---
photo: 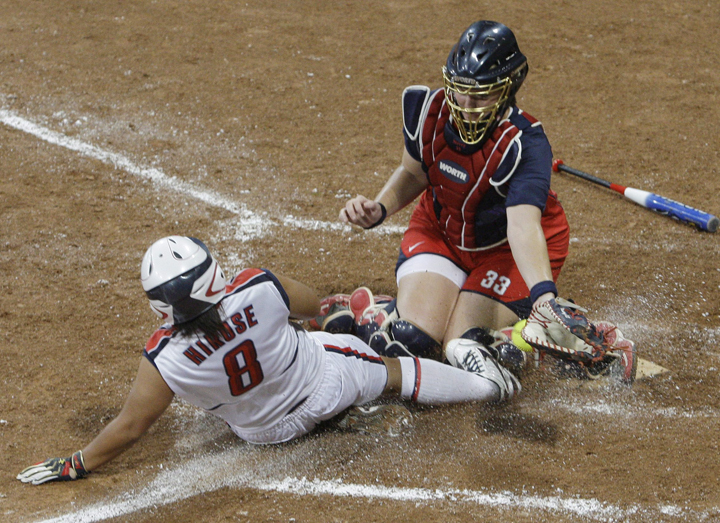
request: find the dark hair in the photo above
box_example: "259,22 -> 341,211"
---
174,303 -> 226,339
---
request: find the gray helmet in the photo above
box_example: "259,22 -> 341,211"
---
443,21 -> 528,145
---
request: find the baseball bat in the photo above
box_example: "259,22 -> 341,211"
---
552,159 -> 719,233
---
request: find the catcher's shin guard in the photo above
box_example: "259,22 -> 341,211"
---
390,320 -> 443,360
368,319 -> 441,359
368,330 -> 392,354
460,326 -> 498,347
367,331 -> 415,358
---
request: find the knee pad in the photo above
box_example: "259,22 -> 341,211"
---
459,327 -> 496,347
390,320 -> 442,360
367,330 -> 415,358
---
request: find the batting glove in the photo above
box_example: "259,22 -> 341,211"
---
17,450 -> 89,485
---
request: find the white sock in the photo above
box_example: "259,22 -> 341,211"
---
398,357 -> 499,404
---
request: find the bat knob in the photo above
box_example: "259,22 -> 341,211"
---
552,159 -> 564,172
708,216 -> 719,233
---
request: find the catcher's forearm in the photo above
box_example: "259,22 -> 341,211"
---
375,150 -> 428,216
375,166 -> 427,216
506,205 -> 555,302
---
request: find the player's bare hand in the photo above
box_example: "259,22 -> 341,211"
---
17,451 -> 89,485
340,195 -> 385,229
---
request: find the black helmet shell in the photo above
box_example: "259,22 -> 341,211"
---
445,21 -> 527,87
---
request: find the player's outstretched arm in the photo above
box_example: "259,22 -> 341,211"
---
506,207 -> 613,364
18,357 -> 174,485
506,204 -> 555,305
275,274 -> 321,320
340,149 -> 428,228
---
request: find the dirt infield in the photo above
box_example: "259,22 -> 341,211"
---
2,0 -> 719,521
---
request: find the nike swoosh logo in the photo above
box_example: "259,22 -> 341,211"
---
408,241 -> 425,253
205,264 -> 224,297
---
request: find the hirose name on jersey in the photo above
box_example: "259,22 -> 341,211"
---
143,269 -> 325,433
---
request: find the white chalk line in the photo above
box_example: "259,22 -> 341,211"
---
527,397 -> 720,420
0,109 -> 405,241
31,447 -> 707,523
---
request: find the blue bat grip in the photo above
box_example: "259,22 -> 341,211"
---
646,194 -> 719,232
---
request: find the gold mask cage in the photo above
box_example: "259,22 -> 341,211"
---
442,66 -> 513,145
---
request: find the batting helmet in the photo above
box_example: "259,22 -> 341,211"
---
140,236 -> 226,324
443,21 -> 528,145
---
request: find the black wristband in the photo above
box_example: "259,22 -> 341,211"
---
364,202 -> 387,229
530,280 -> 558,303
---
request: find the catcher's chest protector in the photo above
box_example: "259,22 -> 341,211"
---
421,95 -> 538,250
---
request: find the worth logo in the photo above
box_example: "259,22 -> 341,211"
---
438,160 -> 469,184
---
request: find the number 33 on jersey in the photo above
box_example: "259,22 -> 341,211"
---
480,270 -> 511,295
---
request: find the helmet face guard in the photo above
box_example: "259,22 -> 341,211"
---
442,67 -> 514,145
443,21 -> 528,146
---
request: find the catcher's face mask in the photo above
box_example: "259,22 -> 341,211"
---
442,66 -> 513,146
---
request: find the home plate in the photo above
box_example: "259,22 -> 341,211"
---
635,357 -> 670,379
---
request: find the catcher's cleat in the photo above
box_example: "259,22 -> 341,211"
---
320,304 -> 355,334
348,287 -> 394,323
357,303 -> 398,344
309,293 -> 351,331
584,321 -> 637,384
445,339 -> 521,402
349,287 -> 374,323
336,404 -> 413,436
350,287 -> 398,343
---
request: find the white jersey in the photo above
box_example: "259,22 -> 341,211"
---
144,269 -> 326,432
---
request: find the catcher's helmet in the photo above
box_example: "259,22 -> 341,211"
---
443,21 -> 528,145
140,236 -> 226,324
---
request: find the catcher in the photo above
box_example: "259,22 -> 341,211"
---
333,20 -> 635,382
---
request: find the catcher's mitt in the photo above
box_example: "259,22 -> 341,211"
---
521,297 -> 609,364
